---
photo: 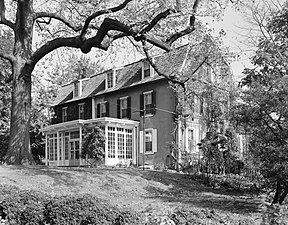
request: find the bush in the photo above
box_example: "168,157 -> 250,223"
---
0,185 -> 141,225
81,127 -> 105,167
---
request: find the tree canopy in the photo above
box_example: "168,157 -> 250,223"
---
232,2 -> 288,204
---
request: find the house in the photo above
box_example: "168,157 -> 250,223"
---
40,44 -> 231,168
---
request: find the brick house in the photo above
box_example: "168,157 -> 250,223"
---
40,45 -> 227,168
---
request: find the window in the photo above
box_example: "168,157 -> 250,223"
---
62,107 -> 68,122
78,103 -> 84,119
106,70 -> 117,89
145,130 -> 153,152
107,71 -> 114,88
117,97 -> 131,119
140,91 -> 156,116
143,60 -> 151,78
74,82 -> 79,97
139,129 -> 157,154
96,102 -> 109,118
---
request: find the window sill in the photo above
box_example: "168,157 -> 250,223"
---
144,151 -> 154,155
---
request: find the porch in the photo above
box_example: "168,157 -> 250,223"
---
40,118 -> 139,167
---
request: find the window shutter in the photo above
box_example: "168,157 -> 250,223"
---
139,131 -> 143,153
105,102 -> 109,117
151,90 -> 156,114
127,97 -> 131,119
96,104 -> 100,118
152,129 -> 158,153
140,94 -> 144,116
117,99 -> 121,118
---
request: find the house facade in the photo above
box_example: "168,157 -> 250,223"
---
41,46 -> 216,168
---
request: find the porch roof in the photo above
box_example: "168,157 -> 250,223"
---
40,117 -> 140,133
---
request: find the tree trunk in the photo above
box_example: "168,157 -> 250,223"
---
5,62 -> 35,165
4,0 -> 35,165
272,180 -> 281,204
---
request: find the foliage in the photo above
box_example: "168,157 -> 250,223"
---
232,4 -> 288,204
81,127 -> 106,166
0,184 -> 141,225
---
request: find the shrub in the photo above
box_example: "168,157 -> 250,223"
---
0,186 -> 48,225
81,127 -> 105,167
0,185 -> 141,225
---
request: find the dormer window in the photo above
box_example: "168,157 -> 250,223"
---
73,78 -> 89,98
106,70 -> 117,89
74,82 -> 79,98
142,59 -> 154,79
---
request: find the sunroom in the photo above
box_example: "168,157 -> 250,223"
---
40,118 -> 139,167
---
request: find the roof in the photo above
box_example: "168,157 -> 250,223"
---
52,43 -> 230,106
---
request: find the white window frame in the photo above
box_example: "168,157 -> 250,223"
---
106,70 -> 117,89
139,128 -> 157,154
143,91 -> 153,116
78,103 -> 84,119
62,107 -> 68,122
100,102 -> 107,117
142,60 -> 154,79
120,96 -> 128,118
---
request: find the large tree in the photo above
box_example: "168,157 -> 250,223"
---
0,0 -> 237,165
232,2 -> 288,204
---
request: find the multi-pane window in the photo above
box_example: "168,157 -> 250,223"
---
64,133 -> 69,160
144,91 -> 153,114
126,130 -> 133,159
100,103 -> 106,117
118,132 -> 125,159
48,134 -> 57,161
62,107 -> 67,122
145,130 -> 153,152
96,102 -> 109,118
143,60 -> 151,78
107,71 -> 114,88
79,103 -> 84,119
74,82 -> 79,97
121,97 -> 128,118
108,127 -> 116,158
140,129 -> 157,154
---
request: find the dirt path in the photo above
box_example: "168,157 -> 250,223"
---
0,165 -> 261,223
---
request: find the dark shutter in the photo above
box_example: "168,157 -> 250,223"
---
96,103 -> 100,118
151,90 -> 156,114
127,97 -> 131,119
117,99 -> 121,118
140,93 -> 144,116
105,102 -> 109,117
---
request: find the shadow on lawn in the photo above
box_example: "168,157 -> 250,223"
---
140,170 -> 261,215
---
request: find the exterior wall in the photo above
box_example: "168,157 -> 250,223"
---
52,98 -> 92,124
94,79 -> 177,168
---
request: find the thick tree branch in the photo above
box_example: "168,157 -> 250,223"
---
0,51 -> 16,63
0,0 -> 15,30
34,12 -> 82,32
79,0 -> 133,40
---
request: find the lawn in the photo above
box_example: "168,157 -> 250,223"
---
0,165 -> 262,224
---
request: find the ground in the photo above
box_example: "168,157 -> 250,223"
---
0,165 -> 262,224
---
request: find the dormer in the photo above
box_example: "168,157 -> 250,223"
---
105,69 -> 117,89
73,78 -> 89,98
142,59 -> 154,79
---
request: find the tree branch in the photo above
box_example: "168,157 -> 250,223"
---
0,51 -> 16,64
0,0 -> 15,30
79,0 -> 133,40
34,12 -> 82,32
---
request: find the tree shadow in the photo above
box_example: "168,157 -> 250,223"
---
140,170 -> 261,215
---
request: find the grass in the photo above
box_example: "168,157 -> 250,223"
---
0,165 -> 262,224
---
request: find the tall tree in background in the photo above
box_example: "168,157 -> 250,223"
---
0,30 -> 13,162
232,2 -> 288,204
